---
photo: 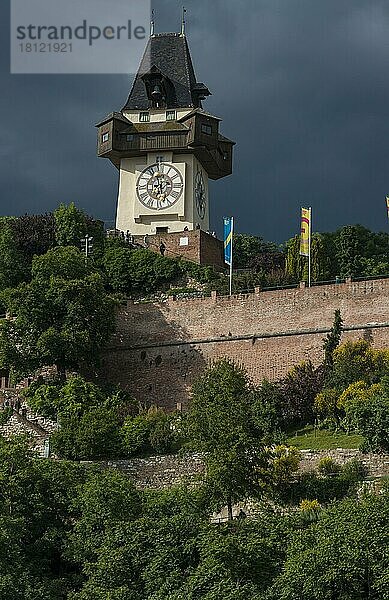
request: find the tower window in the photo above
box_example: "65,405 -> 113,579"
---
102,132 -> 109,143
140,112 -> 150,122
201,123 -> 212,135
166,110 -> 176,121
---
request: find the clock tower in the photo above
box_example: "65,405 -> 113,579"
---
96,27 -> 234,243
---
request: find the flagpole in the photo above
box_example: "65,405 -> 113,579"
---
308,207 -> 312,288
229,217 -> 234,296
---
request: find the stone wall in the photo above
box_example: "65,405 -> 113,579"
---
103,277 -> 389,409
132,229 -> 224,268
93,449 -> 389,490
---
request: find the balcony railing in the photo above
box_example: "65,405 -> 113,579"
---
114,131 -> 190,153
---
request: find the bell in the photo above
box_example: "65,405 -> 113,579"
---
151,84 -> 162,101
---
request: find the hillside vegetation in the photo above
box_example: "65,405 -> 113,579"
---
0,205 -> 388,597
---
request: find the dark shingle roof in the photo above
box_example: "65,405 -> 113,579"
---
95,112 -> 129,127
179,108 -> 222,122
122,33 -> 210,111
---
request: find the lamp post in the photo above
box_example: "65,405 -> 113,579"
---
80,235 -> 93,258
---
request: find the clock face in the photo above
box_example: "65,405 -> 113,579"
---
136,163 -> 184,211
195,170 -> 207,219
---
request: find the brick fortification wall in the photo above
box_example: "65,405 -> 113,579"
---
103,278 -> 389,409
132,230 -> 224,268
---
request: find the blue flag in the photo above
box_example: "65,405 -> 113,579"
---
223,217 -> 234,266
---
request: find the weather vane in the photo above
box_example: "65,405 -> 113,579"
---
150,9 -> 155,36
181,7 -> 187,36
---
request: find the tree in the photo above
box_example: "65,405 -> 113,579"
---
323,309 -> 343,373
54,202 -> 104,255
336,224 -> 367,277
252,379 -> 285,442
280,361 -> 324,427
54,203 -> 89,248
314,387 -> 341,427
121,407 -> 183,457
285,233 -> 330,283
11,213 -> 56,265
68,469 -> 142,565
32,246 -> 92,281
52,406 -> 123,460
233,234 -> 269,269
0,436 -> 85,599
270,492 -> 389,599
24,375 -> 105,420
232,234 -> 289,288
343,378 -> 389,452
329,340 -> 389,391
103,247 -> 180,294
0,269 -> 116,381
187,359 -> 268,520
0,218 -> 29,290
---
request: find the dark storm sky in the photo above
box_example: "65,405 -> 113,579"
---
2,0 -> 389,243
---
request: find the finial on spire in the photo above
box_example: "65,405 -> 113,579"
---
150,9 -> 155,36
181,7 -> 187,36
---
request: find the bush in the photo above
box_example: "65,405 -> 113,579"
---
271,445 -> 301,487
280,361 -> 324,428
252,380 -> 285,442
121,408 -> 183,457
330,340 -> 389,390
344,378 -> 389,453
103,247 -> 181,294
275,458 -> 366,506
52,406 -> 122,460
314,388 -> 341,427
24,375 -> 105,420
317,456 -> 341,476
0,407 -> 13,425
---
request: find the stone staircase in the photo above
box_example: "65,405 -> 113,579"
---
0,406 -> 58,457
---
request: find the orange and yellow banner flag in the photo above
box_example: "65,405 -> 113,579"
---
300,207 -> 311,257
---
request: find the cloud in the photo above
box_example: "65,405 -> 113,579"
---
1,0 -> 389,242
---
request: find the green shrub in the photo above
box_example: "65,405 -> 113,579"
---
24,375 -> 105,420
317,456 -> 341,476
121,408 -> 183,457
103,247 -> 181,294
0,407 -> 13,425
52,406 -> 122,460
275,458 -> 366,506
344,378 -> 389,453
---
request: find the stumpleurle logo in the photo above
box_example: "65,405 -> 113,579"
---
10,0 -> 150,74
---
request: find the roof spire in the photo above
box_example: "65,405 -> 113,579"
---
150,9 -> 155,36
181,7 -> 187,36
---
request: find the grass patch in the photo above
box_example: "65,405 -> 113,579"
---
286,426 -> 364,450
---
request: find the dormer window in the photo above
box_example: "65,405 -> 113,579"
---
166,110 -> 176,121
140,112 -> 150,122
201,123 -> 212,135
102,132 -> 109,143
